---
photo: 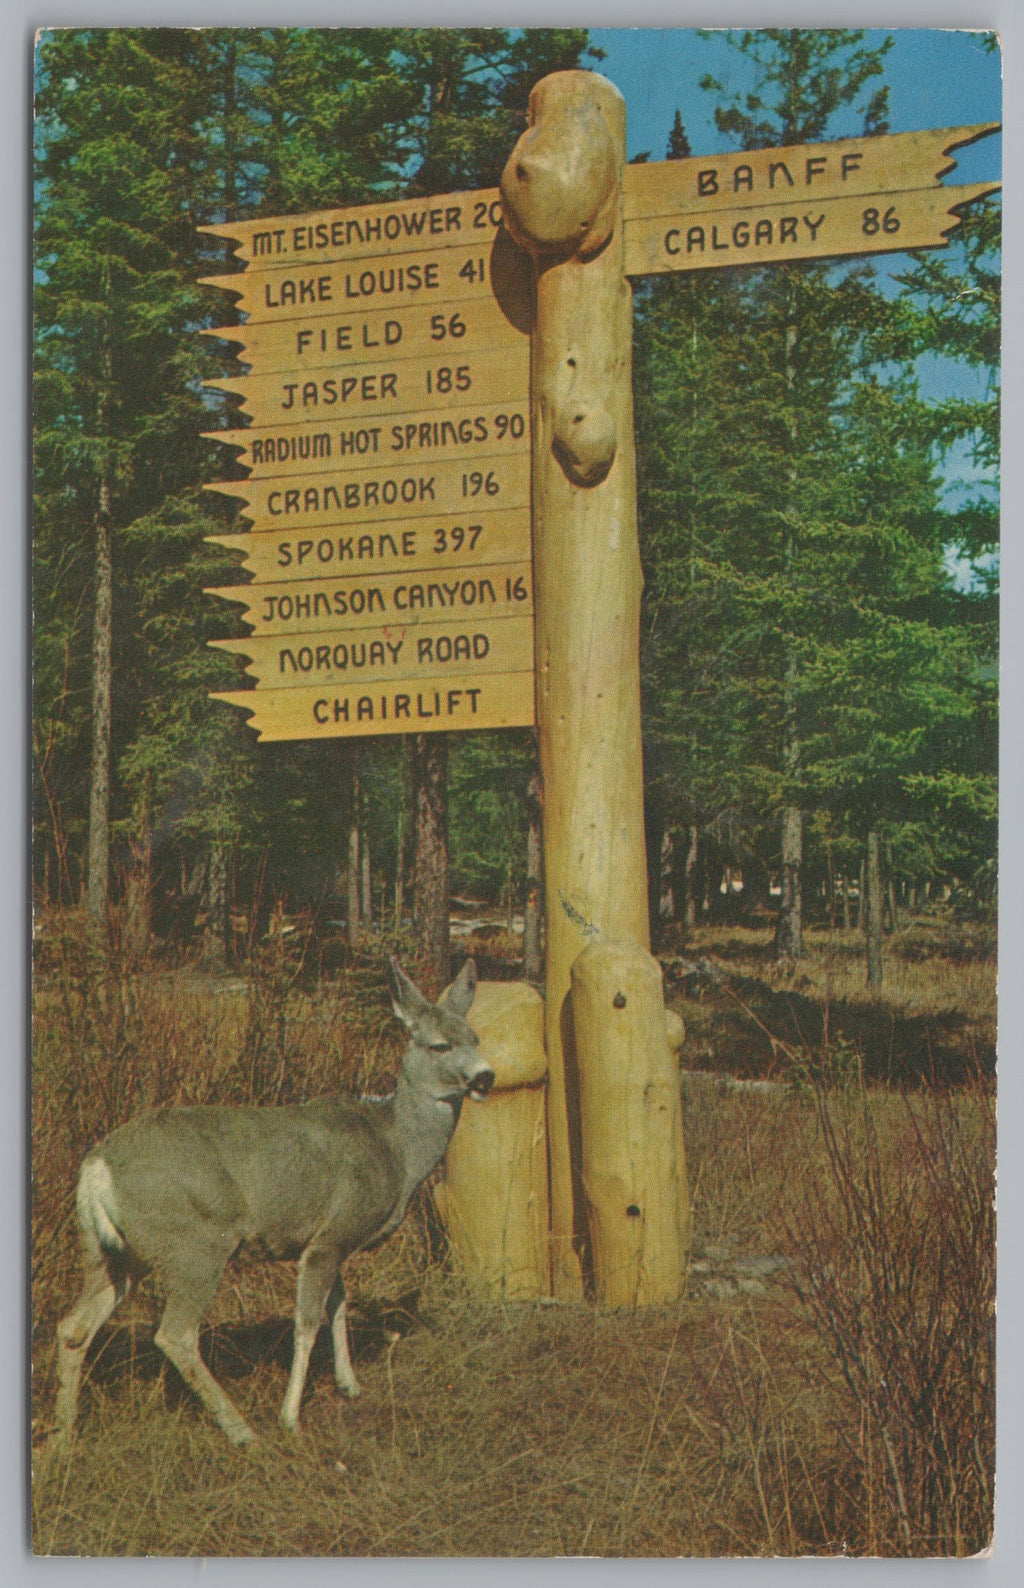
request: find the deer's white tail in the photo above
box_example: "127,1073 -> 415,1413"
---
76,1156 -> 125,1256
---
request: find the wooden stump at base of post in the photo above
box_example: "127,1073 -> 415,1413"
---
571,940 -> 690,1308
434,981 -> 550,1300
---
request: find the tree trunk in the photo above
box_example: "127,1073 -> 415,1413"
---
885,846 -> 898,934
855,856 -> 866,932
393,740 -> 410,934
865,830 -> 883,988
644,792 -> 665,949
346,748 -> 361,950
393,826 -> 404,934
85,463 -> 113,925
222,36 -> 238,215
775,805 -> 804,959
523,766 -> 543,984
122,828 -> 152,965
361,824 -> 372,932
347,816 -> 360,951
774,285 -> 804,962
741,855 -> 771,921
203,843 -> 230,969
841,871 -> 851,930
683,821 -> 700,935
659,828 -> 675,923
412,732 -> 450,995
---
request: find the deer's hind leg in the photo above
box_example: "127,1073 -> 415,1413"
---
53,1249 -> 128,1451
154,1247 -> 255,1447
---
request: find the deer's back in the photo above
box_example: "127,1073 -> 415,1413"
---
91,1098 -> 404,1266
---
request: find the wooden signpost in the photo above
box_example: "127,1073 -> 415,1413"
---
200,74 -> 998,1308
621,122 -> 998,274
201,197 -> 535,741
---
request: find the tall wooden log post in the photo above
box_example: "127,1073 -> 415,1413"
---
501,71 -> 689,1302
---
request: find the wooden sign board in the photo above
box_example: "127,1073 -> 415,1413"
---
213,612 -> 535,691
212,671 -> 536,741
200,233 -> 532,326
201,189 -> 535,744
201,188 -> 506,266
204,452 -> 531,530
207,507 -> 532,583
205,404 -> 529,479
202,296 -> 528,373
205,345 -> 530,429
208,560 -> 533,636
622,122 -> 998,218
623,181 -> 999,277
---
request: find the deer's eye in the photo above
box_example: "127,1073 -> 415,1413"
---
429,1040 -> 452,1053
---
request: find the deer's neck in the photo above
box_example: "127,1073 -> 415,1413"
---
390,1072 -> 462,1198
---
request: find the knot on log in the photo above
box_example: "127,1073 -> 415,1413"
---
500,73 -> 619,260
552,400 -> 617,486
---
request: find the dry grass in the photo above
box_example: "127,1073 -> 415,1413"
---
668,919 -> 995,1087
31,910 -> 995,1558
683,919 -> 996,1024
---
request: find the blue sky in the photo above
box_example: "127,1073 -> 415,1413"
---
591,28 -> 1001,178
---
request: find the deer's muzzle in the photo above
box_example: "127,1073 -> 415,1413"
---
467,1067 -> 495,1101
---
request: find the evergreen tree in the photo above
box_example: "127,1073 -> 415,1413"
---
635,28 -> 997,970
34,30 -> 228,917
703,28 -> 894,961
666,110 -> 691,160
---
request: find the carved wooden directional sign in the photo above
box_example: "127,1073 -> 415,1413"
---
622,123 -> 999,275
199,115 -> 998,744
201,191 -> 535,741
202,188 -> 508,264
201,297 -> 526,370
204,346 -> 529,426
206,507 -> 531,584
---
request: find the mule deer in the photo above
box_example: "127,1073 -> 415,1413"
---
52,957 -> 491,1448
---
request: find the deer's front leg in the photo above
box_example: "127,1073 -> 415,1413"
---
280,1243 -> 339,1432
325,1271 -> 361,1399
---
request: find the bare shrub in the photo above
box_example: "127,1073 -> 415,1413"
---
783,1078 -> 994,1554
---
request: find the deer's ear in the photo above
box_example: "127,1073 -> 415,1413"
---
390,958 -> 429,1027
440,957 -> 477,1017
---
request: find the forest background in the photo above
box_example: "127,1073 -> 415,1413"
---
32,25 -> 1000,984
